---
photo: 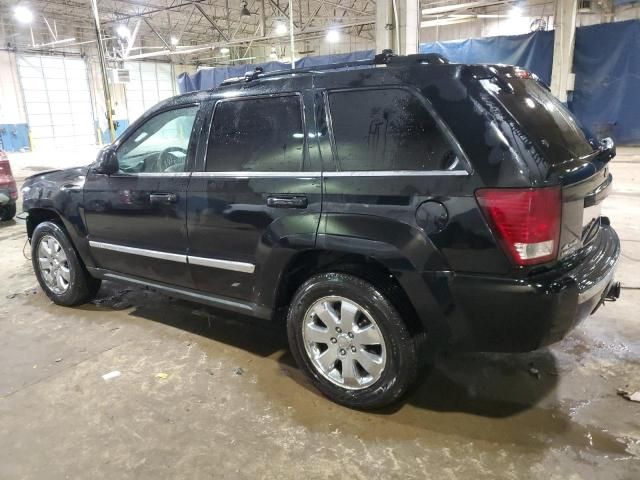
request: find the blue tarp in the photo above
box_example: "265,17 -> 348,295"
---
177,51 -> 376,93
570,20 -> 640,144
419,31 -> 554,85
177,60 -> 290,92
295,49 -> 375,68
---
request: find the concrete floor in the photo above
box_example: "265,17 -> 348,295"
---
1,147 -> 639,479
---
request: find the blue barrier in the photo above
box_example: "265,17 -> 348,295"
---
0,123 -> 30,152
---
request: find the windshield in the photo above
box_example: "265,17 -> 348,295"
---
483,76 -> 594,163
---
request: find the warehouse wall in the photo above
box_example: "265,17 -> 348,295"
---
0,52 -> 192,151
421,3 -> 640,43
0,51 -> 29,151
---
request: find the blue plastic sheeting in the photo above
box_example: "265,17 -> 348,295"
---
419,31 -> 554,85
177,60 -> 289,92
570,20 -> 640,144
177,51 -> 375,93
295,50 -> 374,68
178,60 -> 290,92
0,124 -> 30,152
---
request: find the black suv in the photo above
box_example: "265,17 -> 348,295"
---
22,53 -> 621,409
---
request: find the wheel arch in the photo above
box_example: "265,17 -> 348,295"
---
271,247 -> 431,338
26,207 -> 96,269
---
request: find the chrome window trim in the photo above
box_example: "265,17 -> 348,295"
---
89,241 -> 187,263
323,170 -> 469,177
191,170 -> 467,177
110,172 -> 192,178
188,255 -> 255,274
89,241 -> 256,274
191,171 -> 321,178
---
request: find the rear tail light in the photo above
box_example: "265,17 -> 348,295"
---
0,155 -> 17,199
475,186 -> 561,266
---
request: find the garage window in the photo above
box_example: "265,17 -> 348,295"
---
328,88 -> 462,172
205,95 -> 304,172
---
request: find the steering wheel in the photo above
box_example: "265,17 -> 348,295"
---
157,146 -> 187,171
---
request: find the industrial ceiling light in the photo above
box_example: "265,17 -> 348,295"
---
116,24 -> 130,39
509,6 -> 523,17
275,22 -> 287,35
220,47 -> 230,55
14,5 -> 33,24
170,36 -> 179,46
326,29 -> 340,43
241,1 -> 251,16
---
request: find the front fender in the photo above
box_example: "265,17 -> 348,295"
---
22,166 -> 94,267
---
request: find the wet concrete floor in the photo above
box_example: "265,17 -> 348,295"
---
0,149 -> 639,479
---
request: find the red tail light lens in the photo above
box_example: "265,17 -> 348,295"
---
475,186 -> 561,266
0,159 -> 11,177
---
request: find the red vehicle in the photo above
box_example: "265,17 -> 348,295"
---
0,149 -> 18,221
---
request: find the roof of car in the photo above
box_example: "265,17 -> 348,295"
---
161,51 -> 453,109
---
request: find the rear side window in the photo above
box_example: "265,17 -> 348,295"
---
206,95 -> 304,172
328,88 -> 462,171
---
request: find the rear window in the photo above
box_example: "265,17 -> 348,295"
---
484,77 -> 594,162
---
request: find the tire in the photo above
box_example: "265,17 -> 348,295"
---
31,221 -> 101,306
0,203 -> 16,221
287,272 -> 419,410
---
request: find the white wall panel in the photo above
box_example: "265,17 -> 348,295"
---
124,61 -> 177,123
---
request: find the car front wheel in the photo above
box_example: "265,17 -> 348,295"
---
31,221 -> 101,306
287,272 -> 419,409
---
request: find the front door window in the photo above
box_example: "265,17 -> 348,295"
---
116,106 -> 198,174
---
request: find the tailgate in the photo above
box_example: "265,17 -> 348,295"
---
558,162 -> 612,259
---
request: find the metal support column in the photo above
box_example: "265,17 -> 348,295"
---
376,0 -> 419,55
91,0 -> 115,143
288,0 -> 296,67
550,0 -> 578,102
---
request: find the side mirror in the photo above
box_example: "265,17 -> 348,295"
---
93,148 -> 119,175
599,137 -> 616,162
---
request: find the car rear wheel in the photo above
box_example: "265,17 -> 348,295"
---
287,272 -> 419,409
32,221 -> 101,306
0,203 -> 16,221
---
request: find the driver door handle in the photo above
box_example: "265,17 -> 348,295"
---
266,195 -> 308,209
150,193 -> 178,204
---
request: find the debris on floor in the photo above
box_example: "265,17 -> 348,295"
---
234,367 -> 245,376
155,372 -> 169,380
617,387 -> 640,402
102,370 -> 121,381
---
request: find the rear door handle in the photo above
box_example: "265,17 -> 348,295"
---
266,195 -> 308,209
150,193 -> 178,204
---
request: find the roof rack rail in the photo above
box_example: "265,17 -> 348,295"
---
219,50 -> 450,86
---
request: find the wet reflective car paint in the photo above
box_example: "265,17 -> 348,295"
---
21,61 -> 620,352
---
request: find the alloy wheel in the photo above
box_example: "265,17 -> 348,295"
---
37,235 -> 71,295
302,295 -> 387,390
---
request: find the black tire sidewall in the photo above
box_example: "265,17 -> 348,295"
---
31,222 -> 92,306
287,272 -> 418,409
0,203 -> 16,221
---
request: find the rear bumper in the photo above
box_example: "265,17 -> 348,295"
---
445,222 -> 620,352
0,188 -> 16,206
